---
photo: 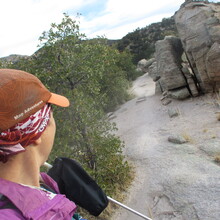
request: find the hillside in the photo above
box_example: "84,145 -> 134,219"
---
0,54 -> 29,65
116,17 -> 177,63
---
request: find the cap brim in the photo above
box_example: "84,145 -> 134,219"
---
48,93 -> 70,107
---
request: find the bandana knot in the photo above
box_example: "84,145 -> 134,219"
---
0,130 -> 22,145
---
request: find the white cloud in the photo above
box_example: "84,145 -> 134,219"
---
0,0 -> 184,57
80,0 -> 183,39
87,13 -> 175,39
0,0 -> 96,57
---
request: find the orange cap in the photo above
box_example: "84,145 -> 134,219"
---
48,93 -> 69,107
0,69 -> 70,132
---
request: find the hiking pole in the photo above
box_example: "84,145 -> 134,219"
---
107,196 -> 152,220
44,162 -> 52,169
44,162 -> 152,220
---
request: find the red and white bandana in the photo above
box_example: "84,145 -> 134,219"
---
0,104 -> 52,163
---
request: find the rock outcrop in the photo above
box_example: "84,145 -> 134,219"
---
174,1 -> 220,93
148,36 -> 199,100
145,1 -> 220,101
136,58 -> 155,73
155,36 -> 185,91
154,36 -> 193,100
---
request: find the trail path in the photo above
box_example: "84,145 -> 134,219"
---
110,73 -> 220,220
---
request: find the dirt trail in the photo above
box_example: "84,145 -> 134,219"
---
110,73 -> 220,220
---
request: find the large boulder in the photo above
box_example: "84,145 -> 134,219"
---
148,61 -> 160,82
167,87 -> 191,100
155,36 -> 186,91
206,42 -> 220,90
137,58 -> 155,73
174,1 -> 220,92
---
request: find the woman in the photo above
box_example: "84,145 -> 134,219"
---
0,69 -> 80,219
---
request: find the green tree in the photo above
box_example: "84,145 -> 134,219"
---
10,14 -> 132,199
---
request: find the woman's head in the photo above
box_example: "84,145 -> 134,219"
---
0,69 -> 69,163
0,69 -> 69,131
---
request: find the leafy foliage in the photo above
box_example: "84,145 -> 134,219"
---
7,14 -> 133,197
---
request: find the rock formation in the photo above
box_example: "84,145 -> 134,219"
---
136,58 -> 155,73
145,1 -> 220,101
174,0 -> 220,93
148,35 -> 199,101
155,36 -> 185,91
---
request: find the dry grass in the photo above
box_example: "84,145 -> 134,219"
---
203,128 -> 208,133
214,154 -> 220,164
181,132 -> 193,143
211,134 -> 217,139
216,113 -> 220,121
202,128 -> 217,139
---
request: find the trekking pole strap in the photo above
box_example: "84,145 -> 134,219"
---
107,196 -> 152,220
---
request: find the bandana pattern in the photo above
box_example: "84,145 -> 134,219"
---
0,104 -> 51,163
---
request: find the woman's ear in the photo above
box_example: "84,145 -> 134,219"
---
32,137 -> 42,146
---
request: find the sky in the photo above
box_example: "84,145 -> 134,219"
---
0,0 -> 218,58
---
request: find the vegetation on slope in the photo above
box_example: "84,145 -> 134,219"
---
117,17 -> 178,63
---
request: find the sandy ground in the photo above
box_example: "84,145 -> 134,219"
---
109,73 -> 220,220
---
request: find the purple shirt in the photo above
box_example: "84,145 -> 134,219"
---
0,173 -> 77,219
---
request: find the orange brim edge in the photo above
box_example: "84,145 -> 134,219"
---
48,93 -> 70,107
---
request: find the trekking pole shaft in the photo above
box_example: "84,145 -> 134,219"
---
44,162 -> 52,169
107,196 -> 152,220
